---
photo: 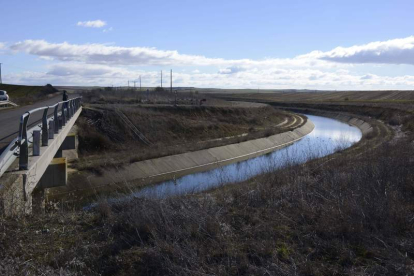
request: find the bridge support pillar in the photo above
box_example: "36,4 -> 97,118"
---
1,174 -> 31,216
54,149 -> 62,158
38,158 -> 67,189
54,132 -> 77,159
61,132 -> 78,160
1,157 -> 68,216
0,107 -> 82,216
32,187 -> 45,214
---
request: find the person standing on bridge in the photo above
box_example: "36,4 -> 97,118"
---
62,90 -> 68,109
63,90 -> 68,102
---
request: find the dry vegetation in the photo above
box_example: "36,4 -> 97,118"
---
1,91 -> 413,275
82,87 -> 201,105
212,90 -> 414,102
214,90 -> 414,112
73,103 -> 293,173
88,137 -> 414,275
0,107 -> 413,275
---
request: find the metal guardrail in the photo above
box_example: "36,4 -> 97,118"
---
0,100 -> 18,108
0,97 -> 82,178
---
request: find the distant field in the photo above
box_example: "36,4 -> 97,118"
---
5,83 -> 414,106
198,88 -> 319,94
212,90 -> 414,102
60,85 -> 414,102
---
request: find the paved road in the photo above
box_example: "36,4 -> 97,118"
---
0,95 -> 64,154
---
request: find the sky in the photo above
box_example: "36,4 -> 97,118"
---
1,0 -> 414,90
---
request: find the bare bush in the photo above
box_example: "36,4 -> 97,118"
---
80,136 -> 414,275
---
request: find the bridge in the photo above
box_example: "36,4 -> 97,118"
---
0,97 -> 82,215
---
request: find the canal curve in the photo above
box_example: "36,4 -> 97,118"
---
112,114 -> 362,200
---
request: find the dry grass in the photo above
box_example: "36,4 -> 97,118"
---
81,132 -> 413,275
1,96 -> 413,275
212,90 -> 414,102
81,87 -> 202,106
73,105 -> 292,173
1,123 -> 412,275
215,91 -> 414,113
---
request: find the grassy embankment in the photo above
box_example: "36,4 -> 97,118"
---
71,90 -> 301,174
41,88 -> 305,208
0,83 -> 59,106
0,92 -> 413,275
214,90 -> 414,133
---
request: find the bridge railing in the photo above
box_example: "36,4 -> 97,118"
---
0,97 -> 82,177
0,100 -> 18,108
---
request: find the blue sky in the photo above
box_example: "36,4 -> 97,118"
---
1,0 -> 414,89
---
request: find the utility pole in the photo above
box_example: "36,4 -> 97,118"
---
134,81 -> 136,89
170,69 -> 172,93
0,63 -> 2,84
161,70 -> 163,88
139,75 -> 141,91
128,80 -> 130,88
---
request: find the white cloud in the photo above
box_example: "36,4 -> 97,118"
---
103,27 -> 113,33
218,68 -> 232,74
6,36 -> 414,89
3,62 -> 414,90
9,37 -> 414,69
0,42 -> 5,50
8,40 -> 337,69
317,36 -> 414,65
77,20 -> 107,28
47,63 -> 121,77
360,74 -> 374,80
218,66 -> 247,74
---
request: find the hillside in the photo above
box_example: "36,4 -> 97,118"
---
0,83 -> 59,105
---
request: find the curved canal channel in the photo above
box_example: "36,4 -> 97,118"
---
121,114 -> 363,199
85,114 -> 362,206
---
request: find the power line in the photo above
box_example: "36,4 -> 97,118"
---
0,63 -> 2,84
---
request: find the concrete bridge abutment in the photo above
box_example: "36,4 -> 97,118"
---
0,109 -> 81,216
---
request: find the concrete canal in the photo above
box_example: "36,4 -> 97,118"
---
126,114 -> 362,199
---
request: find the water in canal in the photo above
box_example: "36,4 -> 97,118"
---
118,115 -> 362,200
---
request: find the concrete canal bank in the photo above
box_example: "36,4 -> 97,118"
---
50,117 -> 315,200
286,108 -> 373,135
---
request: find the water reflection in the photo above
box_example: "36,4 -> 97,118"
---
118,115 -> 362,200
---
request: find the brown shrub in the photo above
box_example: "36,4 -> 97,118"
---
85,136 -> 414,275
77,118 -> 112,154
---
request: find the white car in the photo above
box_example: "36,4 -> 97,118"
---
0,90 -> 9,101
